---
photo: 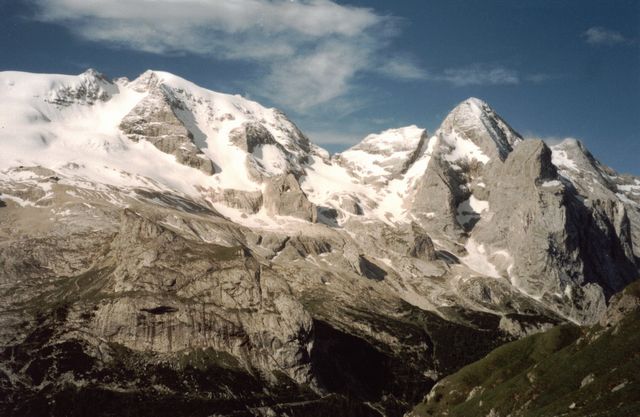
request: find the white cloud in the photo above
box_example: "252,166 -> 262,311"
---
436,65 -> 520,86
32,0 -> 419,112
261,40 -> 373,111
583,27 -> 632,46
376,57 -> 428,80
30,0 -> 562,112
523,134 -> 580,147
35,0 -> 380,39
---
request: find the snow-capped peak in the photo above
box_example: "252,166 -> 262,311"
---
437,97 -> 522,163
0,69 -> 317,199
334,125 -> 428,184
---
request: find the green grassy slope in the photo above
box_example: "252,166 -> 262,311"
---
410,282 -> 640,417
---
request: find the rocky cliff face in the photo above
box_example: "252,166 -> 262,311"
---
469,139 -> 637,324
0,69 -> 637,417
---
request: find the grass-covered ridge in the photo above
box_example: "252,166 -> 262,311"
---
410,281 -> 640,417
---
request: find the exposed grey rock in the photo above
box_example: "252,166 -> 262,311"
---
207,188 -> 264,214
599,281 -> 640,327
409,150 -> 466,237
498,316 -> 555,338
227,121 -> 308,182
401,131 -> 430,175
407,224 -> 437,261
229,117 -> 311,182
78,210 -> 314,384
338,195 -> 364,215
470,139 -> 637,324
271,109 -> 313,155
229,122 -> 278,153
285,235 -> 333,258
129,69 -> 163,93
551,138 -> 640,261
263,174 -> 317,222
119,86 -> 215,175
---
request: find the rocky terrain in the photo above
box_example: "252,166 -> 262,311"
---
0,69 -> 638,417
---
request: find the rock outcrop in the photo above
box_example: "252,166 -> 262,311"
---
119,85 -> 215,175
229,122 -> 279,153
207,188 -> 264,214
409,151 -> 466,236
263,174 -> 317,222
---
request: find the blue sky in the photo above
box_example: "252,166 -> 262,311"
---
1,0 -> 639,174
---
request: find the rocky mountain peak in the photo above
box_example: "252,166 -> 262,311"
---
129,69 -> 164,92
353,125 -> 427,154
335,125 -> 428,185
550,137 -> 609,177
118,80 -> 215,175
437,97 -> 522,162
79,68 -> 110,83
46,68 -> 117,106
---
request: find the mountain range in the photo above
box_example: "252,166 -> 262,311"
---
0,69 -> 638,417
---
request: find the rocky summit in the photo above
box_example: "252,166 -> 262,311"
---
0,69 -> 638,417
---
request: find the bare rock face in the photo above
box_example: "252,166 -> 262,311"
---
229,122 -> 278,153
119,87 -> 215,175
263,174 -> 317,222
87,210 -> 314,384
600,280 -> 640,327
551,138 -> 640,261
207,188 -> 264,214
338,195 -> 364,216
229,121 -> 299,182
339,220 -> 438,277
403,99 -> 523,239
471,140 -> 637,324
409,151 -> 465,237
498,316 -> 555,338
406,223 -> 437,261
473,140 -> 582,303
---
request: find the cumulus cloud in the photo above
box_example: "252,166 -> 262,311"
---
31,0 -> 419,112
582,27 -> 633,46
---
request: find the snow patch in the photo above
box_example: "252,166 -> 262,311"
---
542,180 -> 562,188
551,148 -> 578,172
441,132 -> 490,164
461,239 -> 501,278
617,193 -> 638,206
456,195 -> 489,226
